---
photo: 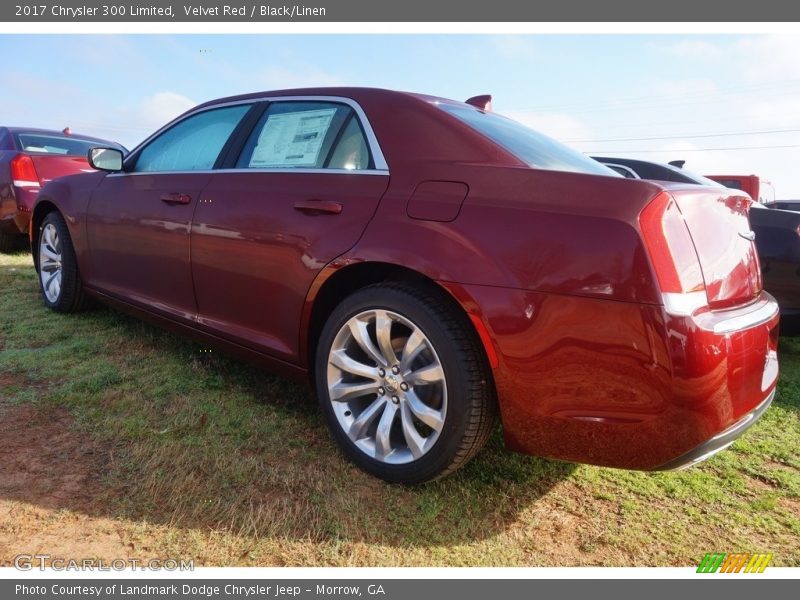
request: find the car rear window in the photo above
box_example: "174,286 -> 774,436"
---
15,133 -> 102,157
437,103 -> 618,177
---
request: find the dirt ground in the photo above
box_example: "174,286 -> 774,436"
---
0,393 -> 132,565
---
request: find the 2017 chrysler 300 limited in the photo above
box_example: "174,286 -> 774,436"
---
31,88 -> 779,483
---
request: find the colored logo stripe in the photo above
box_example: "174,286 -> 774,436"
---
697,553 -> 772,573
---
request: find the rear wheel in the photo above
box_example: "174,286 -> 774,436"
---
315,283 -> 496,483
38,211 -> 91,312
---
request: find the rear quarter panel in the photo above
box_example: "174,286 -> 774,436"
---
345,164 -> 664,305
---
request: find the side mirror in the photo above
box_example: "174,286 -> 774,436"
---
88,147 -> 123,172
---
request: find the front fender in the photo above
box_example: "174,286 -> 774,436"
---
32,172 -> 105,272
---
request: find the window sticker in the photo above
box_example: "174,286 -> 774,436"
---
249,107 -> 337,168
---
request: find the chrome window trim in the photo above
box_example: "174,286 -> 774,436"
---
108,168 -> 389,178
120,95 -> 389,175
602,163 -> 641,179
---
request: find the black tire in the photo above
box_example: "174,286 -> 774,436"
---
37,211 -> 92,312
315,283 -> 497,484
0,229 -> 24,253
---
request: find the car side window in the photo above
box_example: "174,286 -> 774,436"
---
134,105 -> 250,172
327,117 -> 370,170
235,102 -> 371,170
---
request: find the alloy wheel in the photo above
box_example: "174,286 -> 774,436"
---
39,223 -> 63,303
326,309 -> 448,464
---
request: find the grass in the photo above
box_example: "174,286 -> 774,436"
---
0,250 -> 798,566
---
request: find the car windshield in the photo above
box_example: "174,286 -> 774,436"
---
437,103 -> 619,177
15,133 -> 106,157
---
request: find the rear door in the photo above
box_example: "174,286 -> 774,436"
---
85,104 -> 253,320
191,99 -> 390,362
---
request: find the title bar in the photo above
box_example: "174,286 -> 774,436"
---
4,1 -> 800,22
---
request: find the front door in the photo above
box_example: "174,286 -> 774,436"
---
85,103 -> 253,321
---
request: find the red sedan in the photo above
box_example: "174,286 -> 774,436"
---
31,88 -> 779,483
0,127 -> 125,252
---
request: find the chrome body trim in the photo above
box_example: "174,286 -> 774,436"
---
116,95 -> 389,174
108,168 -> 389,178
709,295 -> 780,335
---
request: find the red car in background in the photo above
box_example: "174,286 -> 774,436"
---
31,89 -> 779,483
0,127 -> 125,251
706,174 -> 776,206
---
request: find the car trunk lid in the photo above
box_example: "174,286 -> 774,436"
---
27,154 -> 95,186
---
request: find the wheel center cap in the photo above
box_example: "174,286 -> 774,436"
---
384,375 -> 401,393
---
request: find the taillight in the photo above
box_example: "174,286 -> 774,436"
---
639,191 -> 707,315
10,154 -> 40,188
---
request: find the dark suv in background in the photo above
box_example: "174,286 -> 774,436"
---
594,155 -> 800,324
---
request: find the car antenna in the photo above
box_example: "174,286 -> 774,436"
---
465,95 -> 493,111
668,160 -> 685,169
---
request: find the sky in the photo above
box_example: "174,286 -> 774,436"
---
3,34 -> 800,198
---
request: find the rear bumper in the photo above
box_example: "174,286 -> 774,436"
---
655,388 -> 775,470
0,185 -> 36,235
452,283 -> 780,470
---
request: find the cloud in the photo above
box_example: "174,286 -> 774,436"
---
735,35 -> 800,83
137,91 -> 196,128
59,91 -> 197,149
745,96 -> 800,127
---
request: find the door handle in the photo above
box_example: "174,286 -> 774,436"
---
293,199 -> 342,215
160,192 -> 192,205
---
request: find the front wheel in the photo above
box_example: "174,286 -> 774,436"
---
315,283 -> 497,484
37,211 -> 91,312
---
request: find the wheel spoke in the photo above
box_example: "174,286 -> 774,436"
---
329,349 -> 379,380
400,327 -> 426,370
406,362 -> 444,386
347,397 -> 386,441
44,269 -> 58,292
348,317 -> 388,367
329,380 -> 379,403
400,402 -> 426,459
41,246 -> 59,262
374,401 -> 398,459
405,390 -> 444,432
374,310 -> 398,366
43,225 -> 53,249
39,224 -> 64,303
